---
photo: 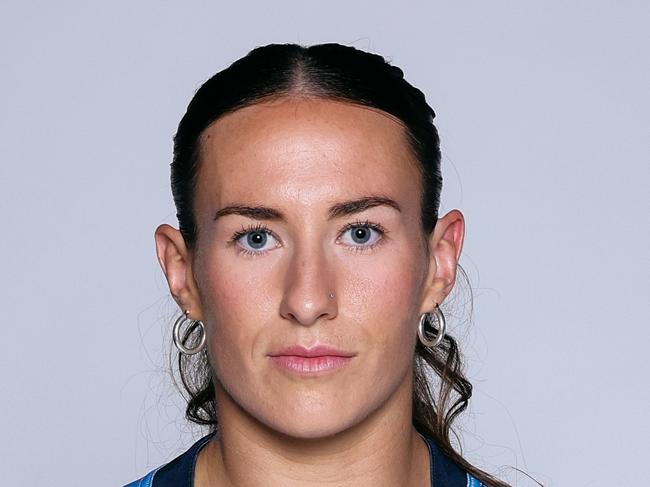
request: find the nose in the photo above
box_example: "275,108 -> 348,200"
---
279,244 -> 338,326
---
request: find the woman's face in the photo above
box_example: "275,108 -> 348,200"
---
189,97 -> 435,438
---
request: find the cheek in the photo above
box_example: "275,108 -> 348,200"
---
341,246 -> 426,351
195,250 -> 279,374
197,234 -> 279,318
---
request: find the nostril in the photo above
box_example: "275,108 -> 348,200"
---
279,289 -> 338,326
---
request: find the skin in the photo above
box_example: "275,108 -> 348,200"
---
155,97 -> 465,486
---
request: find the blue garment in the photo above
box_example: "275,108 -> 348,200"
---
124,432 -> 483,486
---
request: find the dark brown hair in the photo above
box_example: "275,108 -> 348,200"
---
170,43 -> 509,487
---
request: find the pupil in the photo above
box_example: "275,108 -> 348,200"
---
247,232 -> 266,249
352,227 -> 370,243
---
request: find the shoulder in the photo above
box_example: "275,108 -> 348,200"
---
122,433 -> 215,487
420,433 -> 486,487
467,474 -> 487,486
123,468 -> 157,487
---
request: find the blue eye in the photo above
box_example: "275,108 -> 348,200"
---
231,221 -> 384,255
351,227 -> 371,243
232,225 -> 279,255
246,231 -> 268,249
339,222 -> 384,248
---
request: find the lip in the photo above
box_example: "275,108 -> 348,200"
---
269,345 -> 356,358
268,345 -> 356,375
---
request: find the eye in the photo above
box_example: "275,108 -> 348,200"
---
338,221 -> 385,250
231,224 -> 280,255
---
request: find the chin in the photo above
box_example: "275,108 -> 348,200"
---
263,409 -> 364,440
257,388 -> 384,441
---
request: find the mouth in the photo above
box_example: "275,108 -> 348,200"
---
267,345 -> 356,375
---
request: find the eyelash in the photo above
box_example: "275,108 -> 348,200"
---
229,223 -> 277,257
337,219 -> 387,253
228,220 -> 387,256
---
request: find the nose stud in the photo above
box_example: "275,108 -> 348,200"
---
328,292 -> 335,299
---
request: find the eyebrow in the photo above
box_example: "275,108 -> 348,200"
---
213,195 -> 401,222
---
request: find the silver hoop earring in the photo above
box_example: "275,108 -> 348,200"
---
418,304 -> 446,348
173,312 -> 207,355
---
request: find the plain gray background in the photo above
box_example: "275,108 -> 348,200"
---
1,1 -> 648,485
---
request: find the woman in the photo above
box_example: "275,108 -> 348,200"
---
126,43 -> 508,487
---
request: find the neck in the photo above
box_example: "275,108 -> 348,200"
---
195,374 -> 430,487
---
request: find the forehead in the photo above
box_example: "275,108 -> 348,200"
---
195,97 -> 422,214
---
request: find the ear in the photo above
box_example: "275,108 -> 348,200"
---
418,209 -> 465,314
154,224 -> 204,320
